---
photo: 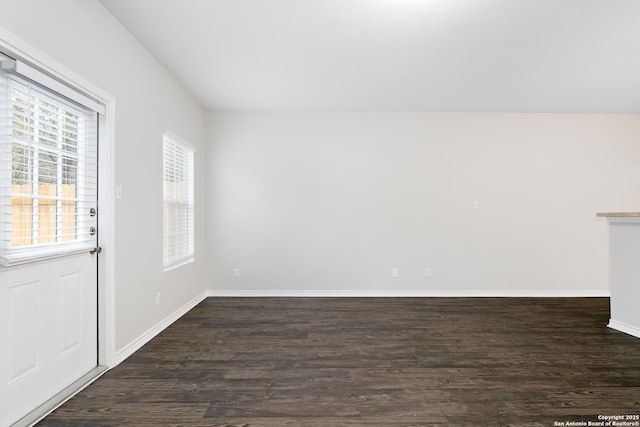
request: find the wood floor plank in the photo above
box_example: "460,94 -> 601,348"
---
37,297 -> 640,426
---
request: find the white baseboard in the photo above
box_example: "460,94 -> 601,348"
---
111,288 -> 612,368
114,290 -> 208,366
206,289 -> 610,298
608,319 -> 640,339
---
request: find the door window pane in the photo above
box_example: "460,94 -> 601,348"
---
0,70 -> 98,266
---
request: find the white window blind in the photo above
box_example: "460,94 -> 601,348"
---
163,133 -> 194,270
0,69 -> 98,266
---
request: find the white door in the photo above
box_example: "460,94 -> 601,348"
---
0,67 -> 100,426
0,253 -> 98,426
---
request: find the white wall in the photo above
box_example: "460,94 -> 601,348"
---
0,0 -> 208,353
3,1 -> 640,358
207,112 -> 640,296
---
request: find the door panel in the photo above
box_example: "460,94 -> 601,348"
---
7,279 -> 38,384
60,270 -> 82,355
0,253 -> 97,426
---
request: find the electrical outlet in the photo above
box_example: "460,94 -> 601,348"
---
426,269 -> 433,278
155,292 -> 160,304
392,268 -> 399,278
233,268 -> 240,278
473,200 -> 479,209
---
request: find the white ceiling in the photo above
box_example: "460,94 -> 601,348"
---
99,0 -> 640,113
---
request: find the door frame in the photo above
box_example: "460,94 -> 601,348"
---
0,26 -> 117,368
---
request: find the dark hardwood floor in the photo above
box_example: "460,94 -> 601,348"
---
38,297 -> 640,426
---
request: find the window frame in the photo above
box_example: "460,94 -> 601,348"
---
0,69 -> 98,267
162,131 -> 195,271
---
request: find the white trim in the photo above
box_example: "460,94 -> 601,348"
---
608,320 -> 640,339
12,366 -> 108,427
113,288 -> 611,367
103,288 -> 616,368
0,244 -> 94,267
0,25 -> 116,369
163,129 -> 196,153
14,60 -> 105,114
114,291 -> 208,366
205,289 -> 610,298
98,106 -> 116,367
0,27 -> 112,109
163,257 -> 194,272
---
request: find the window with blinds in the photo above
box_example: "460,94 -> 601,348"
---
0,69 -> 98,266
163,133 -> 194,270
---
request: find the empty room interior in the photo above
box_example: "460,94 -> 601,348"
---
1,0 -> 640,426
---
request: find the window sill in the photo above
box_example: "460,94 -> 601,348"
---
0,243 -> 94,267
163,257 -> 194,272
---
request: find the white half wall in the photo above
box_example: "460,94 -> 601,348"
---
607,218 -> 640,339
0,0 -> 208,354
207,112 -> 640,296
